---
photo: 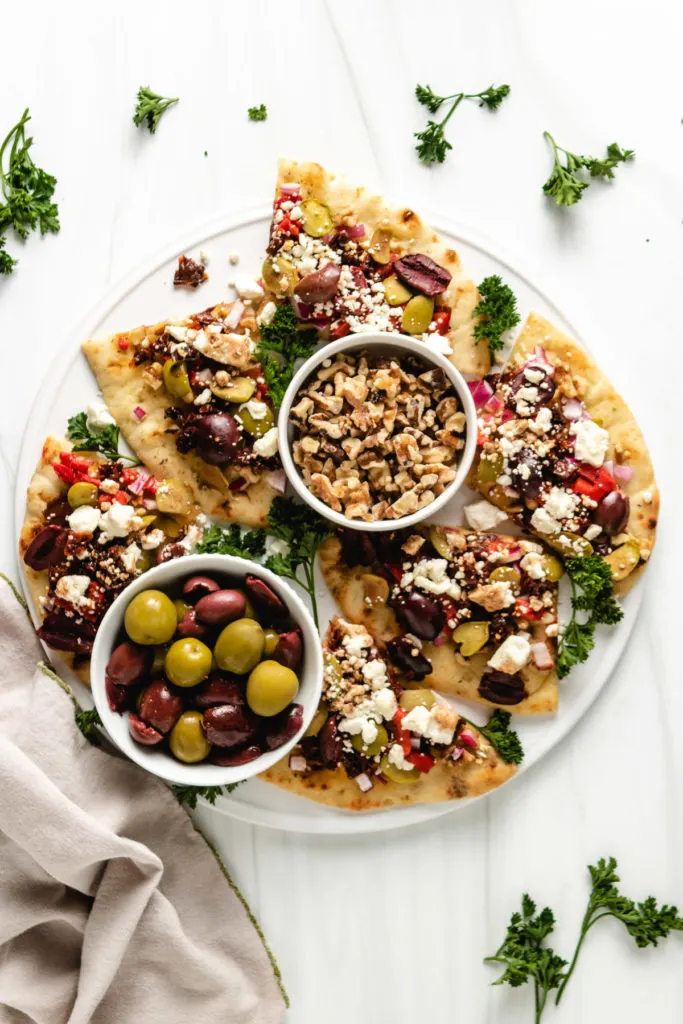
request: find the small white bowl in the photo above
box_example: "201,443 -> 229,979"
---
90,554 -> 323,787
278,333 -> 477,532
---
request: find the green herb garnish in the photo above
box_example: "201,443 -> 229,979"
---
75,707 -> 102,745
0,108 -> 60,275
133,86 -> 179,134
248,104 -> 267,122
542,132 -> 634,207
477,709 -> 524,765
255,304 -> 317,408
263,497 -> 332,629
67,411 -> 141,465
414,83 -> 510,164
172,782 -> 243,810
473,274 -> 521,354
556,555 -> 623,679
197,524 -> 266,560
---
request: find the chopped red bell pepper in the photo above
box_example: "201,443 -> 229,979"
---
572,464 -> 615,502
143,476 -> 159,495
330,320 -> 351,341
121,468 -> 138,486
393,708 -> 412,756
116,336 -> 130,351
514,597 -> 544,621
407,751 -> 435,774
432,310 -> 451,335
52,452 -> 93,485
113,490 -> 130,505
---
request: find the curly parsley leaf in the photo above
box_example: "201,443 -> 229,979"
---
75,707 -> 102,745
172,782 -> 243,810
542,132 -> 634,207
0,236 -> 16,275
264,497 -> 332,629
473,274 -> 521,354
196,523 -> 266,560
255,304 -> 317,408
557,555 -> 623,678
248,104 -> 267,122
479,710 -> 524,765
414,83 -> 510,164
67,411 -> 141,466
133,87 -> 179,134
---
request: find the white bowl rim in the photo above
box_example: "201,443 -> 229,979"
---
90,553 -> 323,786
277,332 -> 478,532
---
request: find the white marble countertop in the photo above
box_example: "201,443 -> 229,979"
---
1,1 -> 681,1020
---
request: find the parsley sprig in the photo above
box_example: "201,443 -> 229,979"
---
0,108 -> 60,275
133,87 -> 179,134
248,104 -> 267,122
198,524 -> 266,560
414,83 -> 510,164
255,304 -> 317,408
478,709 -> 524,765
556,555 -> 623,679
67,411 -> 141,465
172,782 -> 243,810
473,275 -> 521,354
542,132 -> 634,207
75,707 -> 102,745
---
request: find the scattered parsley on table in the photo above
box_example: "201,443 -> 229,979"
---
542,132 -> 634,207
248,104 -> 267,122
133,87 -> 179,134
414,83 -> 510,164
473,275 -> 521,354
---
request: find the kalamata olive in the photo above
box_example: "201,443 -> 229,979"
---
182,576 -> 221,602
195,676 -> 245,709
552,457 -> 579,482
478,670 -> 527,705
508,370 -> 555,410
387,636 -> 433,680
106,641 -> 150,686
106,675 -> 129,712
393,253 -> 452,296
195,588 -> 246,625
393,592 -> 444,641
510,449 -> 544,500
176,609 -> 210,639
594,491 -> 630,536
202,703 -> 258,748
243,574 -> 288,620
195,413 -> 240,465
264,703 -> 304,750
272,630 -> 303,670
156,542 -> 185,565
23,525 -> 68,570
338,528 -> 376,567
294,262 -> 341,304
138,680 -> 184,734
318,715 -> 343,767
37,611 -> 96,656
128,712 -> 164,746
212,744 -> 263,767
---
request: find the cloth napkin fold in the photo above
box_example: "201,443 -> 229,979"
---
0,578 -> 286,1024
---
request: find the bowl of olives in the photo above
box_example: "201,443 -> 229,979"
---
90,555 -> 323,787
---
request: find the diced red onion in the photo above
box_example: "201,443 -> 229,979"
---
224,300 -> 245,330
459,731 -> 478,749
267,469 -> 287,495
526,345 -> 555,376
355,772 -> 373,792
289,754 -> 308,773
486,394 -> 503,413
451,747 -> 464,763
292,297 -> 313,320
229,477 -> 249,492
142,497 -> 157,510
280,183 -> 300,196
501,408 -> 515,422
346,223 -> 366,239
604,460 -> 614,476
195,367 -> 213,384
133,406 -> 146,422
128,470 -> 150,496
613,464 -> 633,482
531,642 -> 554,670
322,233 -> 335,244
410,736 -> 421,751
467,378 -> 494,409
496,545 -> 522,563
433,634 -> 447,647
309,316 -> 332,328
562,397 -> 585,421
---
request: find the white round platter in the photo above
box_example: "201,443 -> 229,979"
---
15,206 -> 643,835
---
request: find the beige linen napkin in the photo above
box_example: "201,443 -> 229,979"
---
0,578 -> 286,1024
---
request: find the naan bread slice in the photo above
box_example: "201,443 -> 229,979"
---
82,302 -> 277,528
268,159 -> 490,376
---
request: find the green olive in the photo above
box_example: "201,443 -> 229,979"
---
162,359 -> 193,400
156,478 -> 192,516
67,481 -> 99,509
361,573 -> 390,606
151,646 -> 167,673
165,638 -> 213,688
263,629 -> 280,655
489,566 -> 521,590
135,549 -> 154,574
429,526 -> 457,561
214,618 -> 265,675
379,754 -> 420,784
351,724 -> 389,758
153,514 -> 183,539
262,256 -> 299,297
399,689 -> 436,712
304,705 -> 329,737
323,651 -> 343,687
124,590 -> 177,645
539,554 -> 564,582
246,660 -> 299,717
383,275 -> 412,306
368,228 -> 392,264
452,621 -> 490,657
174,599 -> 192,623
241,593 -> 257,620
169,711 -> 211,764
402,295 -> 434,335
604,540 -> 640,582
210,376 -> 255,403
547,532 -> 594,559
237,403 -> 274,439
300,199 -> 334,238
477,452 -> 505,486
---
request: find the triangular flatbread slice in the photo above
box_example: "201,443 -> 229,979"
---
260,617 -> 516,811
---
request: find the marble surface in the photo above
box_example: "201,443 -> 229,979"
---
1,1 -> 681,1020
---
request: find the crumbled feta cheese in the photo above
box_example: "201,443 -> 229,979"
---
520,552 -> 546,580
99,503 -> 141,539
423,332 -> 452,356
401,705 -> 431,736
529,406 -> 553,435
403,558 -> 461,600
290,204 -> 302,220
228,252 -> 239,265
524,367 -> 545,384
464,499 -> 509,531
530,507 -> 561,535
387,743 -> 414,772
544,486 -> 580,522
86,401 -> 115,430
338,714 -> 378,746
264,536 -> 291,559
257,301 -> 277,326
584,523 -> 602,541
141,529 -> 165,550
373,687 -> 397,720
99,478 -> 119,495
166,324 -> 188,342
199,250 -> 210,265
193,388 -> 212,406
515,386 -> 538,416
488,633 -> 531,674
191,329 -> 208,353
242,399 -> 268,420
253,427 -> 279,459
230,275 -> 264,300
67,505 -> 102,535
362,659 -> 388,690
55,574 -> 92,609
180,524 -> 202,553
342,630 -> 372,658
571,419 -> 609,467
122,542 -> 141,574
401,704 -> 456,745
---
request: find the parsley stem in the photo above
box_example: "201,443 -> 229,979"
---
555,911 -> 601,1004
439,93 -> 465,129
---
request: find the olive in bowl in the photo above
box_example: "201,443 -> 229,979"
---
90,555 -> 323,787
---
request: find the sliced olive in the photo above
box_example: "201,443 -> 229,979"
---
368,228 -> 392,265
489,566 -> 521,590
429,526 -> 456,561
379,754 -> 420,784
604,540 -> 640,582
67,482 -> 99,509
304,705 -> 329,737
300,199 -> 334,238
547,532 -> 594,559
162,359 -> 193,400
135,549 -> 154,573
452,621 -> 490,657
210,376 -> 255,404
351,724 -> 388,758
237,403 -> 274,439
477,452 -> 504,486
323,651 -> 343,688
399,689 -> 436,712
362,573 -> 390,606
140,514 -> 158,528
402,295 -> 434,335
262,256 -> 299,297
383,275 -> 412,306
539,554 -> 564,582
152,514 -> 182,539
156,478 -> 192,516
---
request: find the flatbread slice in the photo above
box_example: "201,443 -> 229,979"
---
469,312 -> 658,594
83,302 -> 279,529
319,529 -> 559,715
260,617 -> 516,811
263,159 -> 490,376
